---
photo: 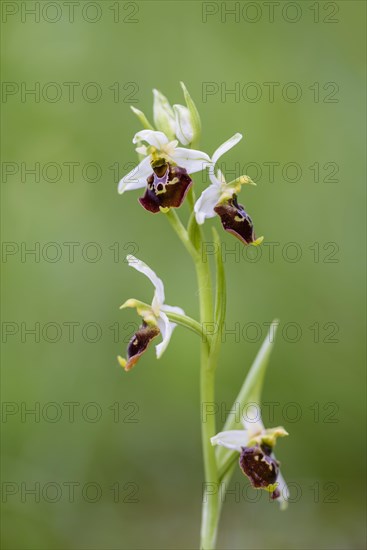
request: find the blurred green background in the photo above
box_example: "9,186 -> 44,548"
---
1,1 -> 366,548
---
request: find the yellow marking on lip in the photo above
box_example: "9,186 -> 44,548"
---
155,185 -> 167,195
168,177 -> 179,185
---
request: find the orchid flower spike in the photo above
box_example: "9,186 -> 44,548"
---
118,129 -> 211,213
194,134 -> 263,245
211,403 -> 289,509
118,255 -> 185,371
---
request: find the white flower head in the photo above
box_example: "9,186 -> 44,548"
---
211,403 -> 289,509
118,129 -> 211,195
194,133 -> 256,225
118,255 -> 185,371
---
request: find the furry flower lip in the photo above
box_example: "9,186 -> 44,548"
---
211,404 -> 289,508
122,322 -> 160,372
139,161 -> 193,213
214,194 -> 263,246
239,444 -> 280,495
118,255 -> 185,371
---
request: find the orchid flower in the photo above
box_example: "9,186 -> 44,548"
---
211,403 -> 289,509
118,129 -> 211,213
118,255 -> 185,371
194,134 -> 263,245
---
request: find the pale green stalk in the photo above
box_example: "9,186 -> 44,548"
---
164,209 -> 198,261
196,249 -> 219,550
165,311 -> 211,351
165,208 -> 221,550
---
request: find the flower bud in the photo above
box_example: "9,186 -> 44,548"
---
153,89 -> 176,140
173,104 -> 194,145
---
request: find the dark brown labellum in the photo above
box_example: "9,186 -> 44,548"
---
139,162 -> 192,213
124,321 -> 160,371
214,194 -> 258,245
239,444 -> 279,492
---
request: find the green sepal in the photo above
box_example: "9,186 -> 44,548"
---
119,299 -> 156,325
248,426 -> 289,448
227,175 -> 256,189
130,106 -> 154,130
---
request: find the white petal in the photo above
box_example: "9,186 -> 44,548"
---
126,255 -> 165,311
212,133 -> 243,165
160,304 -> 185,316
208,168 -> 226,187
133,129 -> 169,150
156,311 -> 174,358
153,90 -> 174,116
241,403 -> 265,435
135,145 -> 148,156
173,104 -> 194,146
194,185 -> 221,225
118,156 -> 152,194
210,430 -> 250,452
275,470 -> 289,510
172,147 -> 211,174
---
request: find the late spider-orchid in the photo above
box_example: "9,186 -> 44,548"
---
118,255 -> 185,371
194,133 -> 263,245
211,404 -> 289,509
117,83 -> 290,549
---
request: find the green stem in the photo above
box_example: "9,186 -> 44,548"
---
164,208 -> 199,261
195,256 -> 220,550
165,209 -> 220,549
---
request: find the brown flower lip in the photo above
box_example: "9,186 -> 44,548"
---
123,322 -> 160,371
214,194 -> 259,245
139,162 -> 192,213
239,444 -> 280,498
